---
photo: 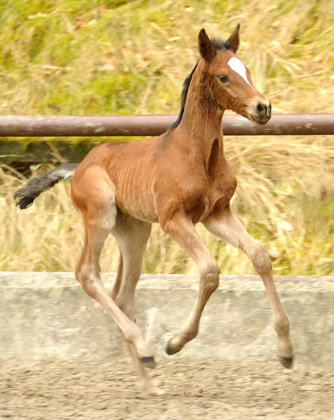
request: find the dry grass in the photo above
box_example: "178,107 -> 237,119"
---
1,0 -> 334,275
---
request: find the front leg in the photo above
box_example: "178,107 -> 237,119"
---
161,213 -> 220,355
204,205 -> 294,368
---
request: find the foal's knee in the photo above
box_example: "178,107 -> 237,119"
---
250,243 -> 272,276
199,259 -> 220,294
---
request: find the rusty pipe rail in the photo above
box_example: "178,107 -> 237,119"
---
0,114 -> 333,137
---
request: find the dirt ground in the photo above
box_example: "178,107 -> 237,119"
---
1,358 -> 333,420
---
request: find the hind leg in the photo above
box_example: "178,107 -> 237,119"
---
111,214 -> 163,396
71,168 -> 154,366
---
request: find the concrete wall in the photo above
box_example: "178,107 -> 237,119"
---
1,272 -> 333,366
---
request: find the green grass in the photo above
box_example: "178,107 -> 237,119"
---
0,0 -> 334,275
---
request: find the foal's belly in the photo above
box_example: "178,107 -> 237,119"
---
115,177 -> 158,224
117,198 -> 159,224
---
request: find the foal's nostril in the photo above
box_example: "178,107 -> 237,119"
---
256,102 -> 267,116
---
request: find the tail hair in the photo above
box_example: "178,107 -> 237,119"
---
13,163 -> 79,209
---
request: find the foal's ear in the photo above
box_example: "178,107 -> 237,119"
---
198,28 -> 216,61
226,23 -> 240,53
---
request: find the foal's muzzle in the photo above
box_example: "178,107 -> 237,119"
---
250,100 -> 272,125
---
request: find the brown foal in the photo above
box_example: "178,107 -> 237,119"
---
14,25 -> 293,395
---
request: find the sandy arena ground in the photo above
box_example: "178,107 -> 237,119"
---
1,358 -> 333,420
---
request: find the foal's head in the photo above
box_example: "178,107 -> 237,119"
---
197,25 -> 271,125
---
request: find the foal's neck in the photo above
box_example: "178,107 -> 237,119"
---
176,69 -> 225,156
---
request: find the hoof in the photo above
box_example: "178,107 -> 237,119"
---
139,356 -> 156,369
165,343 -> 175,356
279,356 -> 293,369
165,338 -> 181,355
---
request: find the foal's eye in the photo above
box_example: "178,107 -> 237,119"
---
218,74 -> 229,84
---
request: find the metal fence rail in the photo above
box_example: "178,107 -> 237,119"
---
0,113 -> 334,137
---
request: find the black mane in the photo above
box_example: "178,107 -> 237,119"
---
169,62 -> 198,130
170,37 -> 229,130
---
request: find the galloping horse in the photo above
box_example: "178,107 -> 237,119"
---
14,25 -> 293,395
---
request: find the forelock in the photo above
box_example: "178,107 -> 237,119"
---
211,37 -> 229,51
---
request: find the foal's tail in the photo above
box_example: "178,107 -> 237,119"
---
13,163 -> 79,209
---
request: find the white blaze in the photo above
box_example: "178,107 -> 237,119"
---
227,57 -> 251,85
